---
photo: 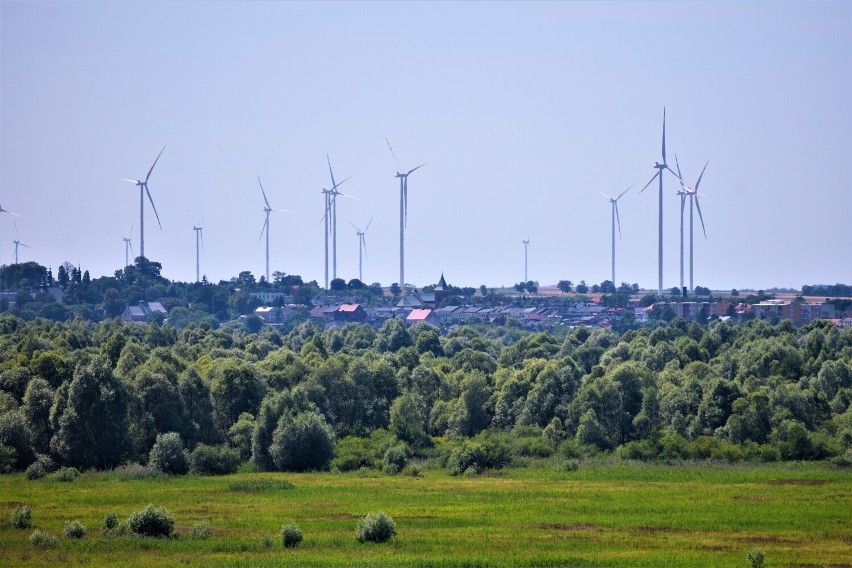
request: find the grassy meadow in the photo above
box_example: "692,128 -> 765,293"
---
1,462 -> 850,567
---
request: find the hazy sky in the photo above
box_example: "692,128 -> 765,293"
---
2,1 -> 850,291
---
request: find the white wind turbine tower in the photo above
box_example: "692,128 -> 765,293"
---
675,157 -> 709,292
258,176 -> 295,283
0,203 -> 24,266
639,109 -> 682,295
325,155 -> 359,284
522,227 -> 530,283
597,182 -> 636,287
193,221 -> 204,283
351,218 -> 372,283
123,224 -> 134,268
12,222 -> 30,264
386,138 -> 426,292
121,146 -> 165,259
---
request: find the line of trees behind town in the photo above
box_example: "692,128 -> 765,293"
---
1,311 -> 850,475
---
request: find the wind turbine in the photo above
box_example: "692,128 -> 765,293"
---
12,222 -> 29,264
386,138 -> 426,292
676,158 -> 709,292
351,218 -> 372,283
522,225 -> 530,283
639,109 -> 682,295
325,155 -> 359,284
193,221 -> 204,283
0,203 -> 24,267
123,224 -> 134,268
121,146 -> 165,259
597,182 -> 636,287
258,176 -> 295,283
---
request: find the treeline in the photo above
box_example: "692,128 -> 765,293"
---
1,314 -> 851,476
802,284 -> 852,298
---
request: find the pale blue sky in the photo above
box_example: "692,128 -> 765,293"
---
2,1 -> 850,290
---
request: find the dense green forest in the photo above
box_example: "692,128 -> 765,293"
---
1,310 -> 851,477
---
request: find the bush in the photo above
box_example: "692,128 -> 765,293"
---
270,411 -> 335,472
748,548 -> 765,568
113,463 -> 166,480
49,467 -> 80,482
190,521 -> 212,540
63,520 -> 86,539
558,459 -> 580,472
102,513 -> 119,535
356,512 -> 396,543
403,463 -> 423,477
280,523 -> 303,548
127,504 -> 175,538
830,449 -> 852,469
190,444 -> 240,476
447,442 -> 487,476
149,432 -> 189,475
29,529 -> 58,548
383,444 -> 410,474
25,462 -> 46,480
11,505 -> 32,529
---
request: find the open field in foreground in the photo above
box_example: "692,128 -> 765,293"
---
1,462 -> 850,567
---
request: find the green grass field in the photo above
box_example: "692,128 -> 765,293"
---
1,462 -> 850,567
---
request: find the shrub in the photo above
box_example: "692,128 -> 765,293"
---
49,467 -> 80,482
403,463 -> 423,477
558,459 -> 580,472
383,444 -> 410,474
280,523 -> 303,548
127,504 -> 175,538
113,463 -> 166,480
447,442 -> 487,476
149,432 -> 189,475
270,411 -> 335,472
356,512 -> 396,543
25,462 -> 46,480
63,520 -> 86,539
830,449 -> 852,469
748,548 -> 765,568
11,505 -> 32,529
331,436 -> 376,472
29,529 -> 58,548
190,444 -> 240,476
102,513 -> 119,535
190,521 -> 212,540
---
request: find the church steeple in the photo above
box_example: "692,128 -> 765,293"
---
436,272 -> 447,290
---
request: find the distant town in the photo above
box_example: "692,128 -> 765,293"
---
0,258 -> 849,333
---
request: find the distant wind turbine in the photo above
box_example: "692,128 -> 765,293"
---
121,146 -> 165,259
12,222 -> 29,264
639,109 -> 682,295
325,155 -> 359,285
0,203 -> 25,267
522,226 -> 530,283
386,138 -> 426,292
351,218 -> 372,283
123,224 -> 134,268
193,221 -> 204,283
675,157 -> 709,292
258,176 -> 295,283
598,182 -> 636,286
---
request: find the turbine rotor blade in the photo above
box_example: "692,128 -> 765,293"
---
362,235 -> 368,258
270,209 -> 296,214
404,177 -> 409,228
337,191 -> 364,203
364,217 -> 372,232
694,159 -> 710,192
385,137 -> 404,172
144,145 -> 166,184
596,190 -> 612,200
259,215 -> 268,241
258,175 -> 271,209
639,171 -> 660,194
120,178 -> 140,184
616,181 -> 637,201
674,153 -> 682,180
145,185 -> 163,229
350,222 -> 361,233
406,163 -> 427,176
694,195 -> 707,237
326,153 -> 338,189
615,202 -> 622,239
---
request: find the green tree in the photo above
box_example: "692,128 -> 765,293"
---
49,356 -> 131,470
390,391 -> 428,448
21,379 -> 54,454
209,360 -> 265,431
269,411 -> 335,471
149,431 -> 189,475
557,280 -> 573,294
